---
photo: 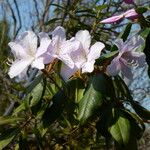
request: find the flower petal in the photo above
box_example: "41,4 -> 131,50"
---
127,35 -> 144,51
36,32 -> 51,58
100,14 -> 124,24
124,9 -> 138,19
52,26 -> 66,41
107,57 -> 121,76
31,57 -> 45,69
59,40 -> 80,69
88,42 -> 105,62
18,31 -> 38,55
120,61 -> 133,80
114,39 -> 124,51
8,59 -> 32,78
130,52 -> 146,67
75,30 -> 91,52
8,42 -> 29,59
82,61 -> 95,73
60,64 -> 78,81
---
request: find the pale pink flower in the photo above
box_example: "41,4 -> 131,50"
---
100,9 -> 138,24
60,30 -> 105,81
8,31 -> 51,78
107,36 -> 145,80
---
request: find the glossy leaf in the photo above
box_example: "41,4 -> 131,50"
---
109,109 -> 131,145
119,23 -> 132,42
78,74 -> 113,124
131,101 -> 150,120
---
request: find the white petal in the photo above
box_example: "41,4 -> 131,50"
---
59,53 -> 75,69
36,32 -> 51,58
131,52 -> 146,67
18,31 -> 38,55
60,64 -> 78,81
8,42 -> 29,59
106,57 -> 121,76
127,35 -> 144,51
52,26 -> 66,41
75,30 -> 91,52
82,61 -> 95,73
120,61 -> 133,80
88,42 -> 105,62
31,57 -> 45,69
8,59 -> 32,78
59,40 -> 80,69
114,39 -> 124,51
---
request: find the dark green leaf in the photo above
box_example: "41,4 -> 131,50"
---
45,18 -> 62,25
119,23 -> 132,42
131,101 -> 150,120
42,90 -> 66,128
78,74 -> 113,124
0,128 -> 20,149
136,7 -> 148,14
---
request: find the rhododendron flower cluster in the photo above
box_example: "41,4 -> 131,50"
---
8,26 -> 145,82
8,26 -> 105,81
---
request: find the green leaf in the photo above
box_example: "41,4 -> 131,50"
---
131,101 -> 150,120
78,74 -> 113,124
28,82 -> 43,107
136,7 -> 148,14
45,18 -> 62,25
101,51 -> 119,60
119,23 -> 132,42
0,116 -> 24,125
109,109 -> 131,145
13,80 -> 43,115
26,74 -> 43,94
113,76 -> 132,101
95,4 -> 107,11
0,128 -> 20,149
96,105 -> 114,137
42,90 -> 66,128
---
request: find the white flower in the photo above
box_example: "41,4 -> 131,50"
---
107,35 -> 145,80
8,31 -> 51,78
60,30 -> 105,81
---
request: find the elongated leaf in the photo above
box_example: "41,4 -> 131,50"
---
0,128 -> 20,149
109,109 -> 131,145
78,74 -> 113,124
119,23 -> 132,42
0,116 -> 24,125
131,101 -> 150,120
45,18 -> 62,25
143,32 -> 150,77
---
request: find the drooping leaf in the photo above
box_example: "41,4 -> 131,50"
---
131,101 -> 150,120
78,74 -> 114,124
109,109 -> 131,145
0,128 -> 20,149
